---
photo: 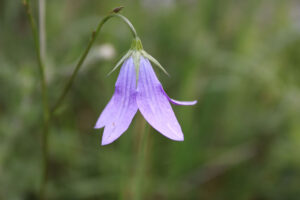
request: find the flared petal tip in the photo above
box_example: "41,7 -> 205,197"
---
168,98 -> 198,106
101,134 -> 119,145
94,125 -> 100,129
170,135 -> 184,141
157,128 -> 184,142
101,139 -> 113,146
183,100 -> 197,105
159,86 -> 198,106
94,122 -> 104,129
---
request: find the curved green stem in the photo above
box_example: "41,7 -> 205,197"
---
114,13 -> 138,38
51,13 -> 138,114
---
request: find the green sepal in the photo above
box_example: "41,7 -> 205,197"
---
141,50 -> 169,76
130,37 -> 143,51
107,50 -> 132,76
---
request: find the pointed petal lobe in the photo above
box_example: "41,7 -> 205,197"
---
94,57 -> 138,145
160,87 -> 198,105
136,57 -> 184,141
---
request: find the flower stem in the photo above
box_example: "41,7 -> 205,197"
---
131,115 -> 150,200
51,13 -> 138,115
133,129 -> 149,200
23,0 -> 50,199
114,13 -> 138,38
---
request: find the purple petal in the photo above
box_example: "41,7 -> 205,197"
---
95,57 -> 138,145
161,86 -> 198,105
136,57 -> 184,141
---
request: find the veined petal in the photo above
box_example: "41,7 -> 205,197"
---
160,86 -> 198,105
136,56 -> 184,141
94,57 -> 138,145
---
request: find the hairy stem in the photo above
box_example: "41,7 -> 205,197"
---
23,0 -> 49,199
51,13 -> 138,114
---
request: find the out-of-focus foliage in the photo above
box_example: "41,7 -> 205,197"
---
1,0 -> 300,199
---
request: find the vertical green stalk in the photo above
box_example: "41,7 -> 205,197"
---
38,0 -> 49,199
23,0 -> 49,199
39,0 -> 46,61
132,125 -> 149,200
119,115 -> 150,200
127,115 -> 151,200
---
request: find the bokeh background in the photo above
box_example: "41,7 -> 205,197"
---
1,0 -> 300,199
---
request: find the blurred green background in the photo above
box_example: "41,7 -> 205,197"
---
1,0 -> 300,199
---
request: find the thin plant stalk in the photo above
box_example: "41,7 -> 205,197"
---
132,125 -> 150,200
38,0 -> 49,198
39,0 -> 46,61
23,1 -> 49,199
23,1 -> 139,199
123,114 -> 150,200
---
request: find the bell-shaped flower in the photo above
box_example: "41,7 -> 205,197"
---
95,38 -> 197,145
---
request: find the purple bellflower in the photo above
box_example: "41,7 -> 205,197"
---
95,38 -> 197,145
